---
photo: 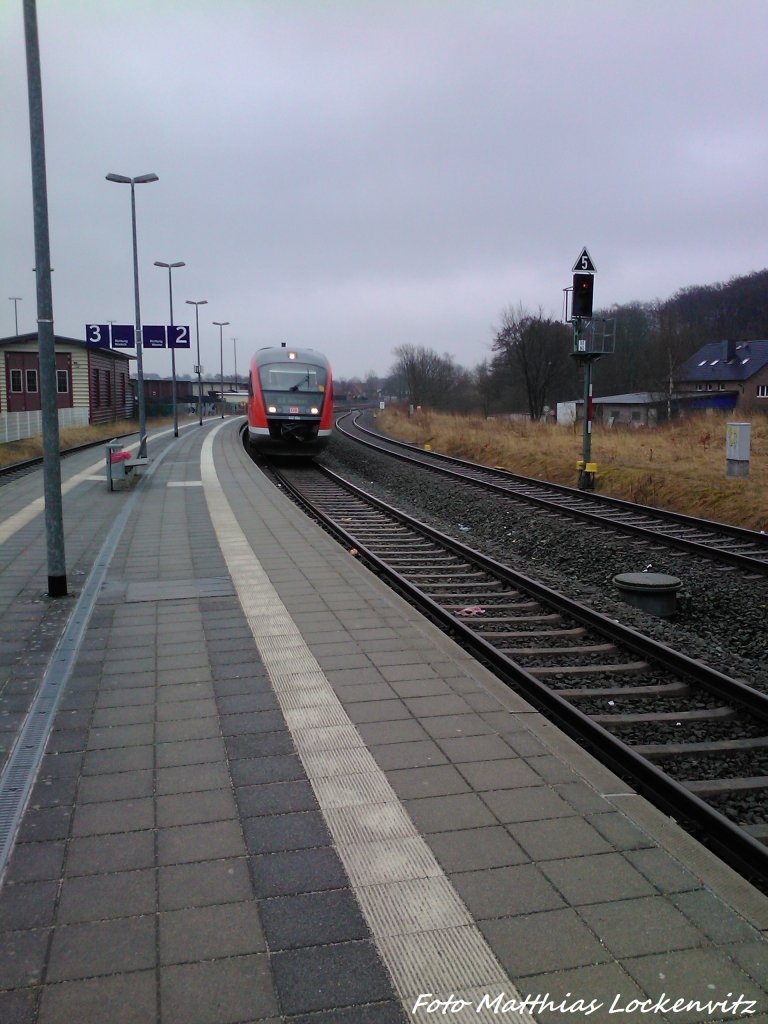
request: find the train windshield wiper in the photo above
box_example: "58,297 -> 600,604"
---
289,373 -> 311,392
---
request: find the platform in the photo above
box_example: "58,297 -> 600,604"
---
0,417 -> 766,1023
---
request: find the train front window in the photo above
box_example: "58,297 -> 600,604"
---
259,363 -> 327,394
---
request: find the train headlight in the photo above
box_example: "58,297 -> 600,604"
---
310,406 -> 319,415
268,405 -> 277,413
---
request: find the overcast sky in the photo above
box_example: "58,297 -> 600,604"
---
3,1 -> 768,381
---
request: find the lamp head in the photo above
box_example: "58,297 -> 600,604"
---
106,172 -> 158,184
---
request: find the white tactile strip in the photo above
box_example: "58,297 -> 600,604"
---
201,425 -> 534,1022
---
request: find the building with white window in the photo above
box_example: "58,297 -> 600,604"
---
675,340 -> 768,413
0,333 -> 133,443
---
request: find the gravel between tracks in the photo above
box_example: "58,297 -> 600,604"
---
321,432 -> 768,695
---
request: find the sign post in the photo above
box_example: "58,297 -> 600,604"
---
568,248 -> 601,491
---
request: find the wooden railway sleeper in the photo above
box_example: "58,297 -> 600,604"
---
454,610 -> 561,618
472,627 -> 585,639
594,706 -> 736,727
406,571 -> 488,580
557,681 -> 692,699
499,643 -> 618,657
681,777 -> 768,797
635,736 -> 768,758
531,660 -> 649,677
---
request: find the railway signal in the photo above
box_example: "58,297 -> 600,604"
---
572,272 -> 594,318
567,248 -> 614,491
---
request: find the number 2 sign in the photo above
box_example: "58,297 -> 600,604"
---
168,326 -> 190,349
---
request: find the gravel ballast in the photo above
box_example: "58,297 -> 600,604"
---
320,432 -> 768,695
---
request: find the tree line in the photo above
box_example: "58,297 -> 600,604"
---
334,268 -> 768,419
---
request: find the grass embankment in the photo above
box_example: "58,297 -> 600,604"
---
377,408 -> 768,532
0,416 -> 189,469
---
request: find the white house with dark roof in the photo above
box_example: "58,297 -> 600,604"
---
561,392 -> 669,427
675,340 -> 768,413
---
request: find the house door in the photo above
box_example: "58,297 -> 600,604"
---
6,353 -> 41,412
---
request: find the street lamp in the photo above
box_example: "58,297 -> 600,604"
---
186,299 -> 208,426
213,321 -> 229,418
8,297 -> 22,335
232,337 -> 238,388
106,171 -> 158,457
154,261 -> 185,437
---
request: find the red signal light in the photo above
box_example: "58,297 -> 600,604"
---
572,273 -> 594,318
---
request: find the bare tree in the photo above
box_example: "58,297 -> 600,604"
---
651,302 -> 702,420
492,305 -> 570,419
472,359 -> 497,418
392,344 -> 459,408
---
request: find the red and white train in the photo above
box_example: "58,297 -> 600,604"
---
247,344 -> 333,455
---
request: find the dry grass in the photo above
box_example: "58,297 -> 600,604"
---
0,416 -> 186,469
377,408 -> 768,532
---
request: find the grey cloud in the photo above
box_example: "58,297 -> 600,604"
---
3,1 -> 768,378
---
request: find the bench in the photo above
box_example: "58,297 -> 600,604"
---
106,442 -> 150,491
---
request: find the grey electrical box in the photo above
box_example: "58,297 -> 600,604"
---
726,422 -> 751,461
726,422 -> 751,477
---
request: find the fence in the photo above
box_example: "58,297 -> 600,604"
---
0,407 -> 89,444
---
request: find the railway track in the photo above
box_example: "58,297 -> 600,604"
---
264,457 -> 768,889
336,410 -> 768,576
0,429 -> 139,484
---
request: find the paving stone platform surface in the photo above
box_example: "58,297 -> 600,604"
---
0,418 -> 766,1024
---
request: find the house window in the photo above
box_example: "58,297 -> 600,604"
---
631,410 -> 641,421
696,384 -> 703,391
706,384 -> 713,391
26,369 -> 38,393
57,370 -> 69,393
10,369 -> 23,393
718,383 -> 725,391
757,385 -> 768,398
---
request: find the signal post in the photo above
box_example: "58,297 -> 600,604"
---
568,249 -> 614,490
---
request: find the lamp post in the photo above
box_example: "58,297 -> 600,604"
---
186,299 -> 207,426
25,0 -> 66,597
154,261 -> 185,437
213,321 -> 229,418
232,337 -> 238,388
106,171 -> 158,457
9,298 -> 22,335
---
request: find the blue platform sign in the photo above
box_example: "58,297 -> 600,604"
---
168,325 -> 191,349
143,325 -> 167,349
85,324 -> 110,348
111,325 -> 135,349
